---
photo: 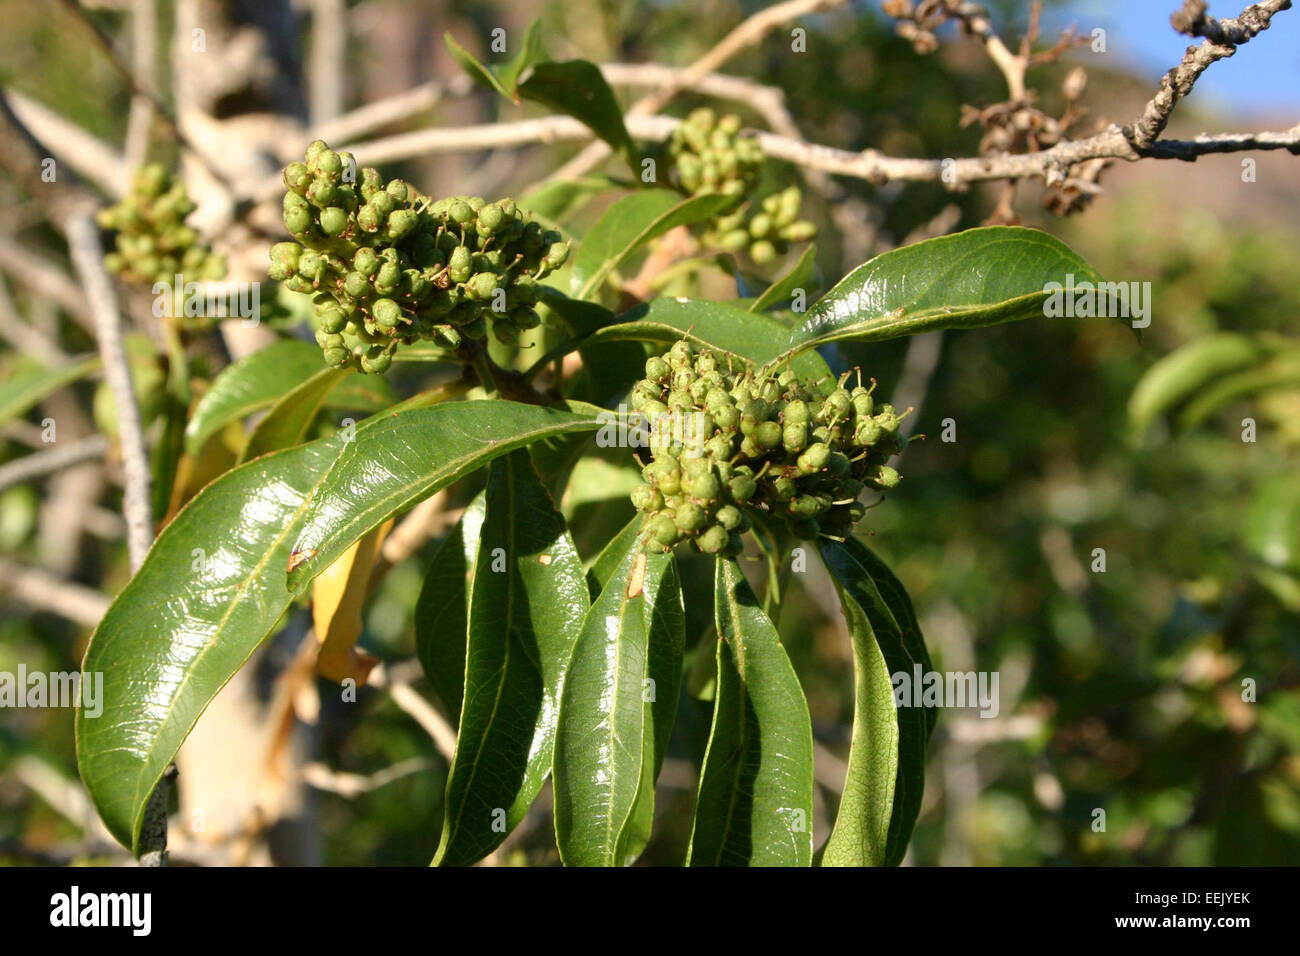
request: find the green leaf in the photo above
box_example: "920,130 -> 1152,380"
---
76,437 -> 344,854
585,515 -> 642,596
185,340 -> 390,454
520,61 -> 634,164
750,244 -> 818,314
819,537 -> 933,866
1177,348 -> 1300,430
0,355 -> 99,427
414,492 -> 487,720
530,297 -> 830,381
536,285 -> 614,339
572,190 -> 735,300
443,21 -> 544,103
553,538 -> 685,865
285,400 -> 606,591
520,176 -> 621,223
1128,333 -> 1265,436
434,450 -> 588,866
687,557 -> 814,866
240,367 -> 348,462
785,226 -> 1115,357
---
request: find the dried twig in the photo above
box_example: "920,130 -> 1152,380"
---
0,557 -> 111,626
0,434 -> 110,495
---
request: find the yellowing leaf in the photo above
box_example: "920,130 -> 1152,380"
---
311,518 -> 393,684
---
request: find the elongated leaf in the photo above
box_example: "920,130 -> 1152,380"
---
536,285 -> 615,339
687,557 -> 814,866
0,355 -> 99,427
529,297 -> 829,381
819,537 -> 932,866
443,21 -> 544,102
241,367 -> 348,462
750,244 -> 818,314
185,340 -> 391,453
586,515 -> 643,596
286,400 -> 605,590
1178,349 -> 1300,429
572,191 -> 735,300
1128,333 -> 1264,436
76,437 -> 344,853
520,61 -> 633,163
554,538 -> 685,865
520,176 -> 620,223
785,226 -> 1115,357
434,451 -> 588,865
414,493 -> 487,720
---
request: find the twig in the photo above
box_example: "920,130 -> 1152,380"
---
302,757 -> 436,798
308,0 -> 347,125
1130,0 -> 1292,149
0,557 -> 111,626
3,89 -> 128,197
368,661 -> 458,762
552,0 -> 848,180
124,0 -> 158,169
0,435 -> 110,494
64,212 -> 153,570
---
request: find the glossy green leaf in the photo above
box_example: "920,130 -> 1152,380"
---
0,355 -> 99,427
687,557 -> 814,866
536,285 -> 615,339
530,297 -> 830,381
784,226 -> 1114,357
819,537 -> 932,866
520,176 -> 621,223
434,451 -> 588,866
750,244 -> 818,314
414,492 -> 487,720
572,191 -> 735,300
554,538 -> 685,865
585,515 -> 642,596
286,400 -> 605,590
184,340 -> 391,454
1245,475 -> 1300,610
76,436 -> 345,853
1128,333 -> 1265,436
520,60 -> 634,164
240,367 -> 348,463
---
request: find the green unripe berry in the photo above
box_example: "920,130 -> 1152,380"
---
754,420 -> 783,450
373,298 -> 402,328
872,465 -> 901,489
320,206 -> 348,236
750,240 -> 776,264
783,421 -> 808,452
361,347 -> 393,374
357,204 -> 382,232
448,246 -> 472,283
713,404 -> 740,429
353,247 -> 379,276
675,502 -> 708,532
728,472 -> 757,502
315,149 -> 342,178
650,514 -> 679,548
319,306 -> 348,334
386,180 -> 410,203
386,209 -> 417,241
697,525 -> 729,554
284,205 -> 313,235
645,356 -> 671,381
465,272 -> 500,301
631,484 -> 663,513
375,261 -> 401,295
783,399 -> 810,425
798,442 -> 831,474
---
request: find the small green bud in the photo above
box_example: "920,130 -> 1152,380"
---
373,298 -> 402,328
697,525 -> 729,554
320,206 -> 348,236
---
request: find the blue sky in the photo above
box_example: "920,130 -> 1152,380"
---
1046,0 -> 1300,119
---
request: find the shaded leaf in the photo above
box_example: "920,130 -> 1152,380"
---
520,61 -> 634,163
572,191 -> 735,300
241,367 -> 348,462
0,355 -> 99,427
434,450 -> 588,865
1128,333 -> 1265,436
750,244 -> 818,314
414,493 -> 487,721
687,556 -> 814,866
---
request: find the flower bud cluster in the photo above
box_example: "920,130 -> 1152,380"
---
99,164 -> 226,288
271,140 -> 570,373
630,340 -> 906,554
666,108 -> 816,264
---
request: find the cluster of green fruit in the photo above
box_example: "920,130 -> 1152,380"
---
270,140 -> 570,373
99,164 -> 226,288
666,108 -> 816,264
629,340 -> 907,554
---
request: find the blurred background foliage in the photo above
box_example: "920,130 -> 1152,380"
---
0,0 -> 1296,865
